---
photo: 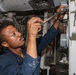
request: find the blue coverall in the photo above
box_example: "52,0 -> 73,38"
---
0,26 -> 59,75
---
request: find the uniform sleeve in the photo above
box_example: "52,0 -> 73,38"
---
21,54 -> 40,75
0,54 -> 40,75
37,26 -> 59,53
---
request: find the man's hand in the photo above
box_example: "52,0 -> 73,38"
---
27,17 -> 43,39
54,6 -> 67,29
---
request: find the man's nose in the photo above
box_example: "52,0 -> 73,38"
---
17,31 -> 22,37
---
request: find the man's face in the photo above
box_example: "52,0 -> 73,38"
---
1,25 -> 25,49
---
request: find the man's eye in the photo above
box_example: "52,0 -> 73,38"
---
11,33 -> 15,37
16,29 -> 19,32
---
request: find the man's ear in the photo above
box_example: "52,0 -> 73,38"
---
1,42 -> 9,47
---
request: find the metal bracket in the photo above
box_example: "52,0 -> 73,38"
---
70,33 -> 76,40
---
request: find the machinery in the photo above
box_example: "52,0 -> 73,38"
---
69,0 -> 76,75
0,0 -> 76,75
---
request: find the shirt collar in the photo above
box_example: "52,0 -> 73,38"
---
5,48 -> 26,65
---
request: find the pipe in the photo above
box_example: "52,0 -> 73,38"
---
0,0 -> 33,13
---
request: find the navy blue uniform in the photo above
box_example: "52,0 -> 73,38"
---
0,26 -> 59,75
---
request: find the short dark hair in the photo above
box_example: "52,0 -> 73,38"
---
0,20 -> 15,45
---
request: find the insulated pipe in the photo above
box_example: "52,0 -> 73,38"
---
0,0 -> 33,13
